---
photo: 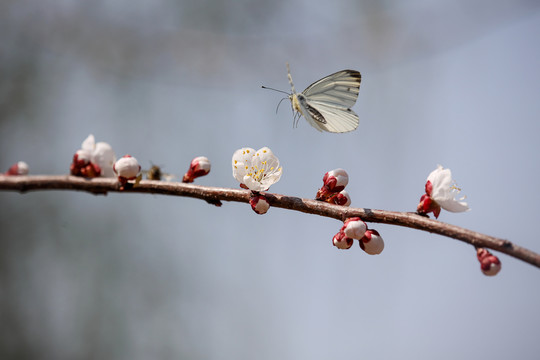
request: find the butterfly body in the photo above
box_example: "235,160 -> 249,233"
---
291,93 -> 326,127
286,64 -> 361,133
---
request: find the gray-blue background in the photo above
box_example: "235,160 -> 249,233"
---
1,1 -> 539,359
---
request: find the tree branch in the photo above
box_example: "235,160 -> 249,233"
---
1,175 -> 539,269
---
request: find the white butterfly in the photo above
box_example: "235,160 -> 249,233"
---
264,63 -> 361,133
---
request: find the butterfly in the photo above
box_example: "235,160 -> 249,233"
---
263,63 -> 361,133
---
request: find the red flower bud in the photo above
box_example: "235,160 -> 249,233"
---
183,156 -> 211,183
476,248 -> 501,276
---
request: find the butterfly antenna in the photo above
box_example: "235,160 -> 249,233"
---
286,62 -> 296,94
261,86 -> 290,95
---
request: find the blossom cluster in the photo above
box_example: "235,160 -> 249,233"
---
333,217 -> 385,255
3,138 -> 499,276
310,168 -> 384,254
68,134 -> 211,189
315,168 -> 351,206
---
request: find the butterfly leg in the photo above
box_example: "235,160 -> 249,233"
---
294,112 -> 301,128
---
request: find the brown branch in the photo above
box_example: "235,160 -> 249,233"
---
1,175 -> 539,269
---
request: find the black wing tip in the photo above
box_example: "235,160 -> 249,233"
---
325,69 -> 360,76
329,69 -> 361,81
345,70 -> 361,79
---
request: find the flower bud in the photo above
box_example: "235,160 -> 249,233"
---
359,229 -> 385,255
330,190 -> 351,206
5,161 -> 29,176
316,168 -> 349,201
113,155 -> 141,186
183,156 -> 211,183
332,230 -> 353,250
343,217 -> 367,239
249,193 -> 270,215
476,248 -> 501,276
70,151 -> 101,178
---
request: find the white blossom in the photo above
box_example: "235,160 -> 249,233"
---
427,165 -> 469,213
80,134 -> 116,177
232,147 -> 282,191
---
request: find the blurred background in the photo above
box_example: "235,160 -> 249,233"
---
1,0 -> 540,359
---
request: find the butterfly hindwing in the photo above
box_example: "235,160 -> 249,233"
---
295,93 -> 359,133
306,100 -> 359,133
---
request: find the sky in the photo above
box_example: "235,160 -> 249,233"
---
1,0 -> 540,359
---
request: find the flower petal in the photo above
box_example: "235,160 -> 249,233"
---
428,165 -> 453,200
436,198 -> 470,213
81,134 -> 96,152
93,142 -> 116,178
232,147 -> 255,184
243,175 -> 267,191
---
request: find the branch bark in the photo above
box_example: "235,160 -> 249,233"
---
1,175 -> 539,269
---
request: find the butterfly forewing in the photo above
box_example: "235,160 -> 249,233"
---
302,70 -> 361,109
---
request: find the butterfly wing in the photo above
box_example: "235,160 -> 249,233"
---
295,70 -> 360,133
294,93 -> 359,133
302,70 -> 361,109
305,100 -> 359,133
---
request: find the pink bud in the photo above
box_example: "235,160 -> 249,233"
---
333,230 -> 353,250
249,193 -> 270,215
113,155 -> 141,186
359,229 -> 385,255
4,161 -> 29,176
330,190 -> 351,206
183,156 -> 211,183
326,169 -> 349,189
316,168 -> 349,201
343,217 -> 367,239
476,248 -> 501,276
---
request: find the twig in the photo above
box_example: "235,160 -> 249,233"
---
1,175 -> 539,269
